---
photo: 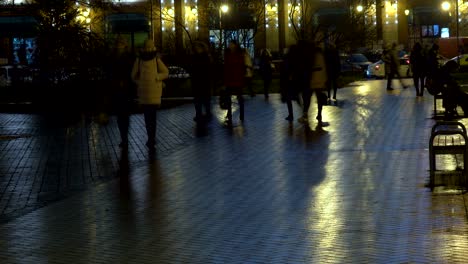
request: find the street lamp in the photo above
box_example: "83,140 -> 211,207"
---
356,5 -> 363,12
219,4 -> 229,50
441,0 -> 459,65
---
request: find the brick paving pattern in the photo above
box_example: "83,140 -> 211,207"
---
1,80 -> 468,263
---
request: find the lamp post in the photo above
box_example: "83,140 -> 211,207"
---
219,4 -> 229,50
442,0 -> 460,65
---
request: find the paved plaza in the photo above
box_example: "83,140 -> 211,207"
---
1,79 -> 468,263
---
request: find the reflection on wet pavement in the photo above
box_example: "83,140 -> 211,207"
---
1,80 -> 468,262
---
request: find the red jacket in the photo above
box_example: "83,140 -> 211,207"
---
224,50 -> 246,87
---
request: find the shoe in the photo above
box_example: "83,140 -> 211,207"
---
386,87 -> 394,91
193,116 -> 203,122
285,115 -> 294,121
316,115 -> 322,122
403,86 -> 409,89
298,116 -> 308,124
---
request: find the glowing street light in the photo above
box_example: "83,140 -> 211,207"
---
441,1 -> 451,11
404,9 -> 410,16
441,0 -> 460,66
356,5 -> 363,12
221,4 -> 229,13
219,4 -> 229,50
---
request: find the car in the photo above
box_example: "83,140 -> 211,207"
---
366,57 -> 412,78
446,54 -> 468,71
341,53 -> 372,74
168,66 -> 190,79
0,65 -> 33,87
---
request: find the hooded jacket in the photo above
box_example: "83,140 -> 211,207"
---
131,51 -> 169,105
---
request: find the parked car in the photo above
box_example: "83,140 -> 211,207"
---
366,57 -> 412,78
341,53 -> 372,75
0,65 -> 33,87
445,54 -> 468,71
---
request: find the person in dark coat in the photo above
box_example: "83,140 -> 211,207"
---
280,44 -> 300,121
426,43 -> 440,76
109,37 -> 135,148
191,41 -> 213,123
296,40 -> 314,123
259,49 -> 273,99
410,42 -> 426,96
325,43 -> 341,102
223,40 -> 246,126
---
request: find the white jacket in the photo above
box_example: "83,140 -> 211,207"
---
131,56 -> 169,105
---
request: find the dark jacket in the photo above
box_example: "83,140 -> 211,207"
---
410,48 -> 426,76
191,52 -> 212,96
224,49 -> 246,88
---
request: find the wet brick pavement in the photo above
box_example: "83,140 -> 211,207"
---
1,80 -> 468,263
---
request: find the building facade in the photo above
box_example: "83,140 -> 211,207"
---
1,0 -> 467,65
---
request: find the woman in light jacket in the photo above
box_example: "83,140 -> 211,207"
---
309,46 -> 328,125
131,39 -> 169,149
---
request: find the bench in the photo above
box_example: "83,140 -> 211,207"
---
429,121 -> 468,190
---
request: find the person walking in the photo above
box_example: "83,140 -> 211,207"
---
325,43 -> 341,102
296,40 -> 314,124
131,38 -> 169,150
280,44 -> 300,122
259,49 -> 273,99
109,37 -> 135,148
244,50 -> 255,97
223,40 -> 246,126
190,41 -> 213,123
410,42 -> 426,96
384,43 -> 407,90
309,46 -> 328,124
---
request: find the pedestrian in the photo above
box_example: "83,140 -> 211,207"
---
410,42 -> 426,96
131,38 -> 169,150
190,40 -> 213,123
384,42 -> 407,90
244,50 -> 255,97
324,43 -> 341,102
280,44 -> 300,121
296,40 -> 314,124
426,43 -> 440,76
109,37 -> 135,148
309,45 -> 328,124
259,49 -> 273,99
223,40 -> 246,126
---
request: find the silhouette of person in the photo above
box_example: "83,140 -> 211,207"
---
384,42 -> 406,90
296,40 -> 314,124
223,40 -> 246,126
109,37 -> 135,148
410,42 -> 426,96
325,43 -> 340,102
281,44 -> 300,122
131,39 -> 169,150
191,41 -> 213,123
259,49 -> 273,99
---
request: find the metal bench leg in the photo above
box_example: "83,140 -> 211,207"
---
429,148 -> 435,189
